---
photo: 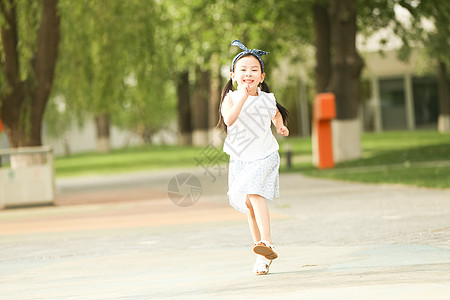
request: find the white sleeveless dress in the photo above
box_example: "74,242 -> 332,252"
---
221,88 -> 280,213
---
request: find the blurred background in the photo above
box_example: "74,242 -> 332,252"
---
0,0 -> 449,189
1,3 -> 450,297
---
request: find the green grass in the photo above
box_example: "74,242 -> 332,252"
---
280,130 -> 450,189
54,130 -> 450,189
307,165 -> 450,189
55,145 -> 206,177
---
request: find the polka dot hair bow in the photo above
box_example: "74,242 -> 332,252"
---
230,40 -> 270,73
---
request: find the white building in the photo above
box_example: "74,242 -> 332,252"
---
360,49 -> 440,132
358,7 -> 444,132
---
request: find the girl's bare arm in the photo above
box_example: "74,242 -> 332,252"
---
272,109 -> 289,136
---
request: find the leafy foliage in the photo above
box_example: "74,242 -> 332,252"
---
46,0 -> 314,140
50,0 -> 175,138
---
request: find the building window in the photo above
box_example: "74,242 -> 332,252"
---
413,76 -> 438,129
379,78 -> 407,130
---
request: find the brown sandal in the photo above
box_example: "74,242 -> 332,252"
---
253,240 -> 278,260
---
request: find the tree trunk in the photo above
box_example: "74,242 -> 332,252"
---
328,0 -> 364,120
176,71 -> 192,145
328,0 -> 364,162
437,61 -> 450,132
313,0 -> 331,93
208,54 -> 223,146
0,0 -> 60,149
95,114 -> 111,153
192,68 -> 210,147
0,0 -> 60,168
136,124 -> 152,144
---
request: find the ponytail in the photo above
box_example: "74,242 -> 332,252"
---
260,82 -> 289,126
217,78 -> 233,133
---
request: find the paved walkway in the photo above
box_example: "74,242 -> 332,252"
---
1,168 -> 450,299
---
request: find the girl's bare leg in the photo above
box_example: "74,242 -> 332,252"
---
246,195 -> 261,243
248,194 -> 272,243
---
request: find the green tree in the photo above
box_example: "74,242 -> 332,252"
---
48,0 -> 126,151
52,0 -> 175,150
0,0 -> 60,148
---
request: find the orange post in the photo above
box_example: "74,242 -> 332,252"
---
0,119 -> 3,132
312,93 -> 336,169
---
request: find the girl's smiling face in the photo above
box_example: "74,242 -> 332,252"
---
231,55 -> 265,96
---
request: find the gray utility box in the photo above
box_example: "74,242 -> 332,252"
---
0,146 -> 55,209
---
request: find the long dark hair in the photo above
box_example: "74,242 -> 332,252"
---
217,54 -> 289,133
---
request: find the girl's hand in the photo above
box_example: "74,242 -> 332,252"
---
237,82 -> 250,98
277,125 -> 289,137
